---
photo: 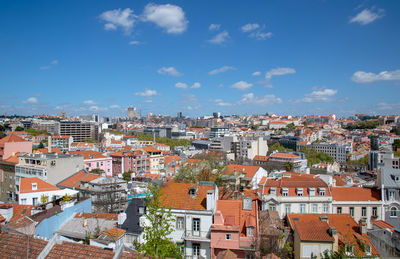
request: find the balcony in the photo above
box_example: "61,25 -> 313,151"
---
182,230 -> 210,242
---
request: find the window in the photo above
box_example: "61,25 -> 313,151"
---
21,198 -> 27,204
226,234 -> 231,240
245,253 -> 255,259
297,188 -> 303,196
365,244 -> 371,255
138,206 -> 145,215
309,188 -> 316,196
362,207 -> 367,217
337,207 -> 342,214
247,226 -> 254,237
372,207 -> 378,217
350,207 -> 354,217
192,218 -> 200,235
323,203 -> 329,213
193,243 -> 200,256
345,244 -> 353,255
32,197 -> 38,205
300,204 -> 306,213
282,188 -> 288,196
285,204 -> 291,214
176,217 -> 184,230
269,204 -> 276,211
318,188 -> 325,196
189,187 -> 197,196
270,187 -> 277,195
390,207 -> 398,217
32,183 -> 37,191
312,204 -> 318,213
389,191 -> 395,200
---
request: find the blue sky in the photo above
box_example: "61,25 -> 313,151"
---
1,0 -> 399,117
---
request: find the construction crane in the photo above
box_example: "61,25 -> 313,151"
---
55,109 -> 66,120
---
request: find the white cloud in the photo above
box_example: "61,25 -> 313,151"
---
109,104 -> 120,109
209,66 -> 236,75
350,8 -> 384,25
135,89 -> 158,97
50,60 -> 58,65
265,67 -> 296,80
99,8 -> 136,33
175,82 -> 201,89
209,24 -> 221,31
252,71 -> 261,76
191,82 -> 201,89
175,82 -> 188,89
142,3 -> 188,34
377,102 -> 400,111
157,66 -> 182,76
83,100 -> 96,105
129,40 -> 141,45
212,99 -> 232,106
144,99 -> 153,103
238,93 -> 282,106
231,81 -> 253,91
250,31 -> 272,40
298,88 -> 338,103
23,97 -> 38,104
89,106 -> 99,111
241,23 -> 260,32
40,59 -> 59,70
351,69 -> 400,83
208,31 -> 229,44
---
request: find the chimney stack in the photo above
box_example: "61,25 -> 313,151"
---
48,136 -> 52,153
359,218 -> 367,235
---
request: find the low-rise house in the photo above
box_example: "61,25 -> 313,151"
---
288,213 -> 380,259
141,146 -> 164,174
331,187 -> 382,229
69,150 -> 112,176
368,220 -> 400,258
0,134 -> 32,160
18,177 -> 78,205
222,164 -> 268,190
57,169 -> 100,190
259,172 -> 331,218
111,150 -> 150,176
120,198 -> 146,246
377,166 -> 400,229
0,154 -> 19,202
211,197 -> 259,258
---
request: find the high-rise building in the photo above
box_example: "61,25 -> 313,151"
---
59,121 -> 99,142
127,106 -> 136,120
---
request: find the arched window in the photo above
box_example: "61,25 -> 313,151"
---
390,207 -> 398,217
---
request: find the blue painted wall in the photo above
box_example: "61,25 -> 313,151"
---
35,198 -> 92,238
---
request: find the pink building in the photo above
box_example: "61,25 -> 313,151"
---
110,150 -> 150,177
0,134 -> 32,160
69,150 -> 112,177
211,197 -> 259,259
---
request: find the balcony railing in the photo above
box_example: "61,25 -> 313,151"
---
182,230 -> 210,241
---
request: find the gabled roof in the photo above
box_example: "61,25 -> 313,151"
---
19,177 -> 60,194
331,187 -> 380,201
102,227 -> 126,237
372,220 -> 395,232
57,169 -> 100,189
160,182 -> 214,211
3,152 -> 20,164
253,155 -> 270,161
223,164 -> 261,179
69,150 -> 107,159
0,232 -> 47,258
0,134 -> 28,147
46,240 -> 115,258
164,155 -> 182,165
270,152 -> 300,159
36,147 -> 62,154
141,146 -> 161,153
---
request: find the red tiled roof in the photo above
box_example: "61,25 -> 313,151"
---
3,153 -> 20,164
0,232 -> 47,258
223,164 -> 260,179
160,182 -> 214,211
19,177 -> 60,194
46,241 -> 115,259
253,155 -> 270,161
270,152 -> 300,159
69,150 -> 107,159
36,147 -> 62,154
372,220 -> 395,231
57,169 -> 100,189
8,204 -> 34,222
102,227 -> 126,237
0,134 -> 28,147
164,155 -> 182,165
74,212 -> 118,221
331,187 -> 380,201
141,146 -> 161,153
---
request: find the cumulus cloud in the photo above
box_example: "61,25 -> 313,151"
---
109,104 -> 120,109
265,67 -> 296,80
377,102 -> 400,111
252,71 -> 261,76
297,88 -> 338,103
135,89 -> 158,97
50,60 -> 58,65
208,31 -> 229,44
142,3 -> 188,34
230,81 -> 253,91
99,8 -> 137,33
241,23 -> 260,32
212,99 -> 232,106
175,82 -> 201,89
351,69 -> 400,83
83,100 -> 96,105
40,59 -> 59,70
238,93 -> 282,106
157,66 -> 182,76
209,24 -> 221,31
23,97 -> 38,104
129,40 -> 141,45
250,31 -> 272,40
181,94 -> 199,104
209,66 -> 236,75
350,8 -> 385,25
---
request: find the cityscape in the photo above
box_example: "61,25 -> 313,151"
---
1,1 -> 400,259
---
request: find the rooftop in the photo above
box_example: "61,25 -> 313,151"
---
20,177 -> 60,194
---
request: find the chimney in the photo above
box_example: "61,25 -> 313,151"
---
206,190 -> 215,211
359,218 -> 367,235
48,136 -> 52,153
329,227 -> 338,251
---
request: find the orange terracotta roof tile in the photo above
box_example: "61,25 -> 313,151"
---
6,204 -> 34,222
57,169 -> 99,189
372,220 -> 395,231
74,212 -> 118,221
331,187 -> 380,201
270,152 -> 300,159
69,150 -> 107,159
0,134 -> 29,147
0,232 -> 47,258
20,177 -> 60,194
46,241 -> 115,259
141,146 -> 161,153
102,227 -> 126,237
253,155 -> 270,161
223,164 -> 260,179
3,152 -> 20,164
164,155 -> 182,165
36,147 -> 62,154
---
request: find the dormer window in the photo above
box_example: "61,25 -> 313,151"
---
270,187 -> 277,195
345,244 -> 353,256
32,183 -> 37,191
318,188 -> 326,196
247,226 -> 254,237
282,188 -> 288,196
309,188 -> 316,196
395,175 -> 400,183
296,188 -> 303,196
365,244 -> 371,255
189,187 -> 197,197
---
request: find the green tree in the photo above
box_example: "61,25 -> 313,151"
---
123,171 -> 132,181
268,142 -> 294,152
15,126 -> 24,131
84,137 -> 94,143
284,162 -> 294,171
135,183 -> 182,258
286,123 -> 296,130
40,195 -> 49,204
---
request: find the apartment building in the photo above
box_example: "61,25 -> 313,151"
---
0,134 -> 32,160
209,127 -> 229,138
59,120 -> 99,142
141,146 -> 164,174
0,156 -> 18,202
32,119 -> 60,135
69,150 -> 112,176
50,136 -> 73,153
299,142 -> 352,163
259,172 -> 332,218
110,150 -> 150,176
377,167 -> 400,229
